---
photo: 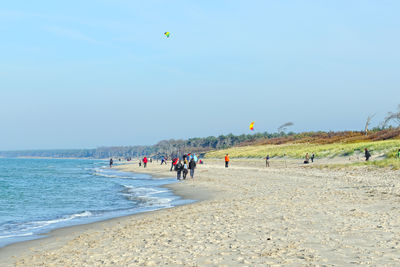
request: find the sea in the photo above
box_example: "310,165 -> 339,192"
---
0,158 -> 190,248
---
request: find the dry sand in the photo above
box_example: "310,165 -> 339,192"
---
2,158 -> 400,266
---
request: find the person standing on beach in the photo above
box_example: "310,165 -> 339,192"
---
311,153 -> 315,163
109,158 -> 113,168
365,148 -> 371,161
225,154 -> 230,168
189,158 -> 196,178
304,153 -> 310,164
175,160 -> 183,180
139,160 -> 142,167
265,155 -> 270,167
143,156 -> 148,168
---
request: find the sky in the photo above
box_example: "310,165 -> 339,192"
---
1,0 -> 399,150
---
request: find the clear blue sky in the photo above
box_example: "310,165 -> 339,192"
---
1,1 -> 399,150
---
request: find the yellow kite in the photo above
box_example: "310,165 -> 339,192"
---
249,121 -> 255,131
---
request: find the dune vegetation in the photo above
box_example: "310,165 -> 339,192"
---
206,139 -> 400,159
205,129 -> 400,169
352,158 -> 400,170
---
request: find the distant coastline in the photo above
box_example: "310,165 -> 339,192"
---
1,129 -> 399,161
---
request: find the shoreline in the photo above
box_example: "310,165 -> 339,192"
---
0,164 -> 208,266
4,159 -> 400,265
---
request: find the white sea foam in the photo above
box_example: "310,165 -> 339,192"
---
93,172 -> 124,178
0,211 -> 94,240
92,168 -> 138,179
34,211 -> 93,227
121,185 -> 173,207
0,232 -> 34,239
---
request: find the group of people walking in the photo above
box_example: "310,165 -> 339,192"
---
124,153 -> 201,180
173,157 -> 197,180
166,154 -> 199,180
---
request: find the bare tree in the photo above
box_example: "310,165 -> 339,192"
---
278,122 -> 294,133
364,113 -> 376,135
383,104 -> 400,128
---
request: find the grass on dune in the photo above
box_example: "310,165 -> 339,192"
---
314,158 -> 400,170
205,139 -> 400,159
352,158 -> 400,170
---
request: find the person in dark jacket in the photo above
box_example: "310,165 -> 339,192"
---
188,158 -> 196,178
175,160 -> 184,180
170,158 -> 174,171
365,148 -> 371,161
183,162 -> 188,179
265,155 -> 270,167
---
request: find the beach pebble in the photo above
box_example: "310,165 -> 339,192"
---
144,260 -> 156,266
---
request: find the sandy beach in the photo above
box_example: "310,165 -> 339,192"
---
2,158 -> 400,266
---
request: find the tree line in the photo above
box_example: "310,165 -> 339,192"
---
0,131 -> 295,159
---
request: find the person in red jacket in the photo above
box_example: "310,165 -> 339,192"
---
143,156 -> 148,168
225,154 -> 230,168
170,157 -> 178,171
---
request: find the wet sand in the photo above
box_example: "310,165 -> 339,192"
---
2,158 -> 400,266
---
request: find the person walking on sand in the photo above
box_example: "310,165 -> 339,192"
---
365,148 -> 371,161
311,153 -> 315,163
109,158 -> 113,168
175,160 -> 183,180
143,156 -> 148,168
225,154 -> 230,168
189,158 -> 196,178
170,157 -> 178,171
170,158 -> 173,171
265,155 -> 270,167
183,161 -> 188,179
139,160 -> 142,167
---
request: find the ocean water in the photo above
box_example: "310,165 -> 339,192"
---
0,158 -> 190,247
